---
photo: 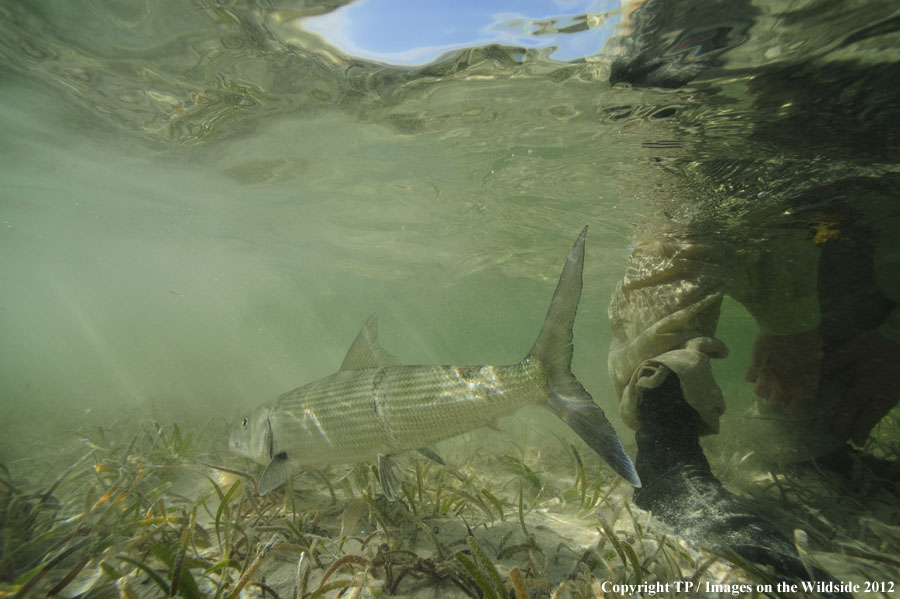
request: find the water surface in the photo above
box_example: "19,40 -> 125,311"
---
1,0 -> 898,596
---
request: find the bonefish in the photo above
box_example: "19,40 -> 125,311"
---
229,227 -> 640,498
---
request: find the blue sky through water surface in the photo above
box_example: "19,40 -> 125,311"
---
298,0 -> 625,66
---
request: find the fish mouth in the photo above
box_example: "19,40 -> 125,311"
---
227,426 -> 243,455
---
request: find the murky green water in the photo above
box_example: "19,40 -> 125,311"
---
1,1 -> 898,597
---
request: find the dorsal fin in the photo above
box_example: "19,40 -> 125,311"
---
340,314 -> 400,371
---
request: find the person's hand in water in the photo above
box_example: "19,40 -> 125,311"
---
831,329 -> 900,445
744,328 -> 823,415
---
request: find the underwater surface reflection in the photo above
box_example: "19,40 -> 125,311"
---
1,1 -> 898,597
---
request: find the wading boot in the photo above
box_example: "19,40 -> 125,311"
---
633,375 -> 847,595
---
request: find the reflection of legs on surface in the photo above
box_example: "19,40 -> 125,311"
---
633,374 -> 846,593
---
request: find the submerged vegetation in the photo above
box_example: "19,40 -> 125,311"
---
1,411 -> 898,599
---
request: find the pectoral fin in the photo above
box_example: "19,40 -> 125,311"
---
258,452 -> 292,495
377,454 -> 401,502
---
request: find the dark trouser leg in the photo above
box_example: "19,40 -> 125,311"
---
812,208 -> 898,488
634,375 -> 848,595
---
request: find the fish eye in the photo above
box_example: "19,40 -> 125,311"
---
241,417 -> 249,427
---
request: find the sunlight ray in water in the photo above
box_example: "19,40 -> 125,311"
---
1,0 -> 898,597
47,278 -> 140,402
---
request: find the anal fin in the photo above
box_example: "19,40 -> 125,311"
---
416,447 -> 446,466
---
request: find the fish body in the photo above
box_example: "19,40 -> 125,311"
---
230,227 -> 640,496
244,362 -> 544,465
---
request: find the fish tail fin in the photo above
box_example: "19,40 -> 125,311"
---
527,226 -> 641,487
